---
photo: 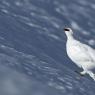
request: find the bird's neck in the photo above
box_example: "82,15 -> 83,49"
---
65,32 -> 74,40
66,33 -> 74,40
66,34 -> 75,47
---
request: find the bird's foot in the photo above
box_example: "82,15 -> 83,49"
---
75,70 -> 86,76
87,71 -> 95,81
92,75 -> 95,81
80,71 -> 87,76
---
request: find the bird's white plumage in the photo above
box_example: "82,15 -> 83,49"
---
64,28 -> 95,80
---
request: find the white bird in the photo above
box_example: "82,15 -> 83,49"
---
64,28 -> 95,80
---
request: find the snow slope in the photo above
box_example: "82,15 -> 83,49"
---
0,0 -> 95,95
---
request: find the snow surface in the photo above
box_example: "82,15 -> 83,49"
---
0,0 -> 95,95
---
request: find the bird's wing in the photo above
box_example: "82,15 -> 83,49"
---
82,44 -> 95,61
73,40 -> 95,61
82,44 -> 95,72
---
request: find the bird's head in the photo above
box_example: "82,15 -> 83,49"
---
64,28 -> 73,34
64,28 -> 74,39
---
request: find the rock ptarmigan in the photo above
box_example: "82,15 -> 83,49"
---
64,28 -> 95,80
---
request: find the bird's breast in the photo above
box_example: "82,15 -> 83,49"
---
67,45 -> 81,59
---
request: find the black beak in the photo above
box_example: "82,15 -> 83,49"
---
64,28 -> 69,31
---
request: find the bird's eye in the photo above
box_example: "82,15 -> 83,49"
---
64,28 -> 70,31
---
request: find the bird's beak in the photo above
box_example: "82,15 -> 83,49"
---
64,28 -> 69,31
